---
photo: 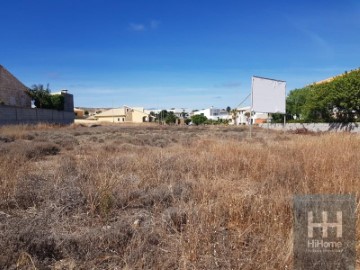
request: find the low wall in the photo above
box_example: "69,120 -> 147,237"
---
258,122 -> 360,133
0,105 -> 74,125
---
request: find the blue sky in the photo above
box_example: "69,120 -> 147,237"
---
1,0 -> 359,109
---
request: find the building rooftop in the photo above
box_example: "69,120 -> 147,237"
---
95,108 -> 126,117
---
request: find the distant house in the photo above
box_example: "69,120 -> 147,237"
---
235,106 -> 251,125
193,107 -> 230,121
0,65 -> 31,107
168,108 -> 190,118
253,113 -> 268,124
94,105 -> 154,123
234,106 -> 269,125
74,108 -> 85,118
148,108 -> 191,119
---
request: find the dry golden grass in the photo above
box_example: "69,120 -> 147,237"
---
0,124 -> 359,269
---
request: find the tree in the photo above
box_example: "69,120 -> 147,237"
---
165,112 -> 177,124
230,109 -> 238,124
27,84 -> 64,110
50,95 -> 65,110
286,87 -> 311,120
156,110 -> 168,123
191,114 -> 207,125
28,84 -> 52,109
284,69 -> 360,122
226,106 -> 231,113
271,113 -> 284,123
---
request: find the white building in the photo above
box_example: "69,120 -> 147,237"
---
234,106 -> 269,125
146,108 -> 191,118
168,108 -> 191,118
235,106 -> 251,125
193,107 -> 231,121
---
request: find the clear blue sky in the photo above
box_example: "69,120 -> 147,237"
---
1,0 -> 359,109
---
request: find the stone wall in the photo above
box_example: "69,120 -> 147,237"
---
0,65 -> 31,107
258,122 -> 360,133
0,105 -> 74,125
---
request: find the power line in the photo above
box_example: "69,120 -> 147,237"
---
235,93 -> 251,109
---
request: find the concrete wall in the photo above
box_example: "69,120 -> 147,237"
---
0,105 -> 74,125
96,116 -> 125,123
131,110 -> 148,123
62,92 -> 74,112
258,122 -> 360,133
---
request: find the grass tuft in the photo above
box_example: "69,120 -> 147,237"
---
0,124 -> 358,269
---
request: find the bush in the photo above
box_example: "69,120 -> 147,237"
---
50,95 -> 65,110
23,142 -> 60,160
191,114 -> 207,125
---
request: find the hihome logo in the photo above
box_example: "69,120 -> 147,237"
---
307,210 -> 343,252
294,195 -> 355,270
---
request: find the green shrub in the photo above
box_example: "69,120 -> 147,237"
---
191,114 -> 207,125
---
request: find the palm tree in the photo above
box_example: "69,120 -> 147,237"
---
230,109 -> 238,125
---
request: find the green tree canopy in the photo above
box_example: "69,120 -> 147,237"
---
155,110 -> 168,123
165,112 -> 177,124
28,84 -> 64,110
28,84 -> 51,109
191,114 -> 207,125
285,69 -> 360,122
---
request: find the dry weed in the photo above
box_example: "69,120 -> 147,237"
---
0,124 -> 358,269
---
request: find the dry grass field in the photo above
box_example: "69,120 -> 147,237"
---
0,123 -> 359,269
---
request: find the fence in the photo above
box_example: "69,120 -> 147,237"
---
0,105 -> 74,125
258,122 -> 360,133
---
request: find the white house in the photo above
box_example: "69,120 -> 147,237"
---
234,106 -> 269,125
147,108 -> 191,118
235,106 -> 251,125
168,108 -> 191,118
193,107 -> 231,121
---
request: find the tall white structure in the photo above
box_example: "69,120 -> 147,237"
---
251,76 -> 286,114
